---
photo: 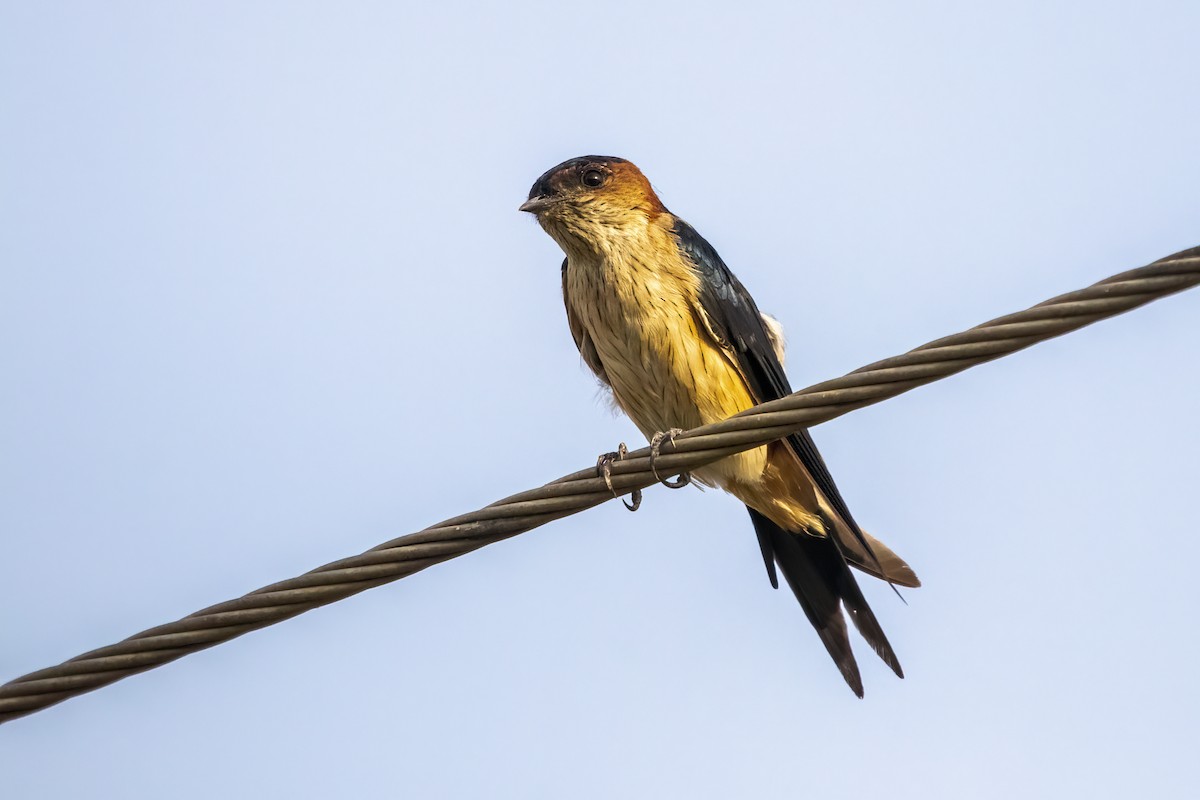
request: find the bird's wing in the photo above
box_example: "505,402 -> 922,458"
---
673,217 -> 906,687
669,218 -> 879,566
561,258 -> 610,387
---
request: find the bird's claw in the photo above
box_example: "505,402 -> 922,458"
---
596,443 -> 641,512
649,428 -> 691,489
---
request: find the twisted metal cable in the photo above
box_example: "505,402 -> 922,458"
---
2,245 -> 1197,725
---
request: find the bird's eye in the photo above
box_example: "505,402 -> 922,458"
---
581,168 -> 606,188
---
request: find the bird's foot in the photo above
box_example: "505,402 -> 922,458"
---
649,428 -> 691,489
596,443 -> 641,512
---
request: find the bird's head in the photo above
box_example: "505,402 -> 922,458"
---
520,156 -> 668,256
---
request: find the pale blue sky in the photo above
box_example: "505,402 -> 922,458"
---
2,2 -> 1198,798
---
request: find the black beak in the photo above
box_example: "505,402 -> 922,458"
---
520,173 -> 560,213
519,195 -> 557,213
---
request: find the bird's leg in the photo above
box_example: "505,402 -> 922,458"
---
596,442 -> 641,512
649,428 -> 691,489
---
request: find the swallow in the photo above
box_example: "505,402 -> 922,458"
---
521,155 -> 919,696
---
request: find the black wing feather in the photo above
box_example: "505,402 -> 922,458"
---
675,218 -> 904,690
671,218 -> 879,567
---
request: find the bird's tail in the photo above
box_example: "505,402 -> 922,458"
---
748,507 -> 903,698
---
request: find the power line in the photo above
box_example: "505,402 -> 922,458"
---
2,245 -> 1196,725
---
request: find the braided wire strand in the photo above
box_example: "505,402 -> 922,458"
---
2,246 -> 1197,724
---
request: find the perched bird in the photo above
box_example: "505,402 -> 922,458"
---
521,155 -> 919,697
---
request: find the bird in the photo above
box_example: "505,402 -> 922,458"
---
520,155 -> 920,697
